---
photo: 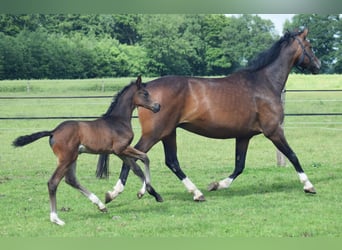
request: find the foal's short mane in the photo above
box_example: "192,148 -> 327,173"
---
102,81 -> 135,118
243,30 -> 304,73
102,80 -> 147,118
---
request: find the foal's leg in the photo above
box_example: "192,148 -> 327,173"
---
208,137 -> 250,191
267,128 -> 316,194
105,148 -> 162,203
105,137 -> 157,202
48,159 -> 71,226
65,161 -> 107,212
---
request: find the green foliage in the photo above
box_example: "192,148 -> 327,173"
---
0,14 -> 341,79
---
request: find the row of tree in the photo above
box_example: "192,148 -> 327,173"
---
0,14 -> 341,79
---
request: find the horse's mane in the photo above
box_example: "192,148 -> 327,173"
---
102,81 -> 135,118
242,30 -> 304,72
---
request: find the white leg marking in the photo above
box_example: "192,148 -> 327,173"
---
88,193 -> 106,210
138,181 -> 146,196
50,212 -> 65,226
182,177 -> 204,200
298,173 -> 314,190
108,179 -> 125,200
218,177 -> 234,189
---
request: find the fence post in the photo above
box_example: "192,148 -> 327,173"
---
276,89 -> 286,166
27,81 -> 30,93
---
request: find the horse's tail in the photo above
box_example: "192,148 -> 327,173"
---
12,131 -> 52,147
96,154 -> 110,179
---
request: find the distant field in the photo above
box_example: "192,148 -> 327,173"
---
0,74 -> 341,237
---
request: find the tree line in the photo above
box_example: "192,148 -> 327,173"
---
0,14 -> 340,80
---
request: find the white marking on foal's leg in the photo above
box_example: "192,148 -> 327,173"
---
217,177 -> 234,189
88,193 -> 106,211
298,173 -> 315,192
182,177 -> 205,201
50,212 -> 65,226
137,181 -> 146,198
107,179 -> 125,200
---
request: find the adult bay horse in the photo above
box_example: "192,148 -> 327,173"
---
13,76 -> 162,226
99,28 -> 321,203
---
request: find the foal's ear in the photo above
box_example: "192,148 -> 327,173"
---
136,75 -> 142,89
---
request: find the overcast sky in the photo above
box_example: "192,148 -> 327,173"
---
227,14 -> 295,35
257,14 -> 295,35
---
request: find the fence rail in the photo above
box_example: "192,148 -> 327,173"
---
1,89 -> 341,120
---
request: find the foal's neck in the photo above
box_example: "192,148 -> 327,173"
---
105,87 -> 136,121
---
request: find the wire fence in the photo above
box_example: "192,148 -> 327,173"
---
1,89 -> 341,120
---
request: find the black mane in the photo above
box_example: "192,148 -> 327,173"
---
243,30 -> 303,72
102,81 -> 135,118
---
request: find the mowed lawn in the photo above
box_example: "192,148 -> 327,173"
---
0,75 -> 341,237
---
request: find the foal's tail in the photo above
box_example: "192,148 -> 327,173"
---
13,131 -> 52,147
96,154 -> 110,179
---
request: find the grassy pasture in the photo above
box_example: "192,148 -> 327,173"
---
0,75 -> 341,237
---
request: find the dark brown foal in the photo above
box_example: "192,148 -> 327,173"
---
13,76 -> 162,225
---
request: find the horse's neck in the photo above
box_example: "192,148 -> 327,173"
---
264,46 -> 297,94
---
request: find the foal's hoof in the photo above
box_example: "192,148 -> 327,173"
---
208,182 -> 219,191
194,195 -> 206,202
304,187 -> 317,194
100,207 -> 108,213
137,192 -> 144,199
105,192 -> 113,204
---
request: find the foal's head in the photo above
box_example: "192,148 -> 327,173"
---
291,28 -> 321,74
134,76 -> 161,113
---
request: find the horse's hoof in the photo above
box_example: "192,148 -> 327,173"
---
208,182 -> 219,191
155,194 -> 163,203
194,195 -> 206,202
304,187 -> 317,194
105,192 -> 112,204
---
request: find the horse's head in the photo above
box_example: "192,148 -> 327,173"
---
292,28 -> 321,74
134,76 -> 161,113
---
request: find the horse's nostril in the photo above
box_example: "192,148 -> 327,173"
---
153,103 -> 161,113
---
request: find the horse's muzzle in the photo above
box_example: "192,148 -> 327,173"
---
151,103 -> 161,113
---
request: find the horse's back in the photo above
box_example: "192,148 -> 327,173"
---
138,75 -> 263,138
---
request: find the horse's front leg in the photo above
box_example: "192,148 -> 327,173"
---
267,128 -> 316,194
162,133 -> 205,201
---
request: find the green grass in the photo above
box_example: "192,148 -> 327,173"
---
0,75 -> 341,237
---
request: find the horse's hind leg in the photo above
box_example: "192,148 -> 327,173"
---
267,128 -> 316,194
65,161 -> 107,212
208,137 -> 250,192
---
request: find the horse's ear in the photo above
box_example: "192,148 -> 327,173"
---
136,75 -> 142,89
300,28 -> 309,39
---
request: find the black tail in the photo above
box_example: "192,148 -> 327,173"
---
13,131 -> 52,147
96,154 -> 110,179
